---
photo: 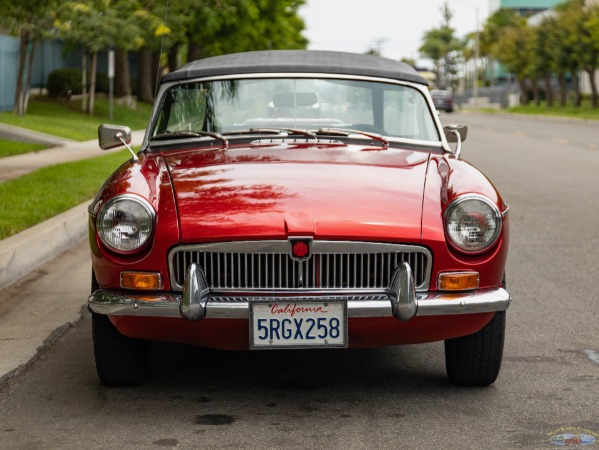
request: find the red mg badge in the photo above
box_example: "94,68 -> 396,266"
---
289,237 -> 312,262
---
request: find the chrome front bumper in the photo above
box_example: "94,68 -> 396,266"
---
89,263 -> 510,322
89,288 -> 512,319
88,287 -> 511,320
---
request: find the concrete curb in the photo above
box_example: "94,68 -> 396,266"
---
0,202 -> 89,290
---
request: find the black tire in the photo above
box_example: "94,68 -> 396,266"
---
92,312 -> 151,386
91,270 -> 150,386
444,311 -> 506,387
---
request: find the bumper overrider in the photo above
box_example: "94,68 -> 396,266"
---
89,263 -> 511,321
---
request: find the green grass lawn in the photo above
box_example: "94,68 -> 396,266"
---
0,139 -> 48,158
506,99 -> 599,121
0,149 -> 130,240
0,96 -> 152,141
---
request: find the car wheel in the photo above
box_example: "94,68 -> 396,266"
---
444,311 -> 505,386
92,313 -> 151,386
91,271 -> 150,386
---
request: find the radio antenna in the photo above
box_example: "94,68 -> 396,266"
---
154,0 -> 170,99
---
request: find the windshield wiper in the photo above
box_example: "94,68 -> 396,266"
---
222,128 -> 317,139
316,128 -> 389,148
150,130 -> 228,146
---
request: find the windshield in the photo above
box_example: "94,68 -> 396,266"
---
152,77 -> 440,142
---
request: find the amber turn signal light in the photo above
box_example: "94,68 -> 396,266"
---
438,272 -> 479,291
120,272 -> 162,290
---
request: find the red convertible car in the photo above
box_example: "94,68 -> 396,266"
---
89,50 -> 510,387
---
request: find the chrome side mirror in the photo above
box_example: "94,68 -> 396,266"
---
443,124 -> 468,143
98,124 -> 138,161
98,124 -> 132,150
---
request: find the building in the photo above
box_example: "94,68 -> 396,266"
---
489,0 -> 568,16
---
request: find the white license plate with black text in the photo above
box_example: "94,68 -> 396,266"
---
250,301 -> 347,349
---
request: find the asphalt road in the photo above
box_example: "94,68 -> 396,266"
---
1,112 -> 598,449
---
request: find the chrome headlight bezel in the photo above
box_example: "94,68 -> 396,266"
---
97,195 -> 155,255
444,194 -> 502,255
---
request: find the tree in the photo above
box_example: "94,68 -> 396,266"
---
558,0 -> 599,107
184,0 -> 307,60
55,0 -> 145,114
0,0 -> 57,115
553,0 -> 587,107
587,3 -> 599,107
494,17 -> 531,104
419,2 -> 463,89
479,8 -> 522,87
131,0 -> 307,104
535,19 -> 557,107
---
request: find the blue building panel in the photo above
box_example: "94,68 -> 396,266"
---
0,34 -> 19,112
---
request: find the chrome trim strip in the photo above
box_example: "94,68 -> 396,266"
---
89,287 -> 511,319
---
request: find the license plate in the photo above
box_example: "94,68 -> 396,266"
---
250,300 -> 347,349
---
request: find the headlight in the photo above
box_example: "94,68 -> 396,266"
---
97,195 -> 155,254
444,195 -> 502,254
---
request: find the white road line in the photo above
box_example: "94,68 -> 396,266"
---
551,138 -> 569,144
583,349 -> 599,366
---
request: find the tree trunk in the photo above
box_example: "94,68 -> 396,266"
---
82,49 -> 88,112
571,70 -> 581,107
114,48 -> 131,98
187,39 -> 202,62
89,51 -> 97,115
518,78 -> 528,105
587,68 -> 598,108
168,43 -> 179,72
23,39 -> 36,113
138,48 -> 154,104
544,74 -> 553,107
531,79 -> 540,106
13,31 -> 29,116
558,73 -> 567,107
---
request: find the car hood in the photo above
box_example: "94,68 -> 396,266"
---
162,142 -> 430,242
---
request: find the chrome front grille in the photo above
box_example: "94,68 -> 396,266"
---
168,241 -> 432,292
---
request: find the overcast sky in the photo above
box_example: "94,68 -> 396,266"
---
299,0 -> 489,68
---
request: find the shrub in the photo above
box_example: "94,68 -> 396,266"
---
47,68 -> 82,97
47,68 -> 111,97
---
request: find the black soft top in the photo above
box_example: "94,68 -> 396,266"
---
161,50 -> 428,86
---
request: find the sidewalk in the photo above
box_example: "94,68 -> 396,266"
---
0,124 -> 146,182
0,126 -> 145,384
